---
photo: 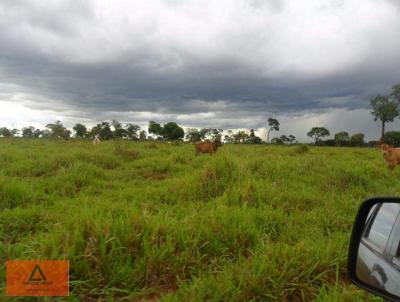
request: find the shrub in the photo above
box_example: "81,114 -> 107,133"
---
350,133 -> 365,147
114,145 -> 139,160
383,131 -> 400,147
366,140 -> 379,147
293,144 -> 309,154
316,139 -> 335,146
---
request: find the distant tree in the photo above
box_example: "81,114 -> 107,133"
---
90,122 -> 113,140
41,129 -> 52,138
350,133 -> 365,147
288,135 -> 296,144
233,130 -> 249,143
46,121 -> 70,139
383,131 -> 400,147
307,127 -> 330,144
334,131 -> 350,146
64,129 -> 72,139
317,139 -> 335,146
224,130 -> 234,143
185,128 -> 202,142
73,123 -> 87,138
148,121 -> 164,139
33,129 -> 43,138
139,130 -> 147,140
198,128 -> 223,142
271,137 -> 284,144
89,124 -> 101,138
163,122 -> 184,140
0,127 -> 12,137
266,118 -> 280,143
99,122 -> 113,140
0,127 -> 18,137
112,120 -> 127,139
366,140 -> 380,147
209,128 -> 223,142
391,84 -> 400,103
112,119 -> 122,130
280,135 -> 290,144
125,124 -> 141,140
12,129 -> 19,136
199,128 -> 209,140
22,126 -> 35,138
249,129 -> 262,144
370,94 -> 399,141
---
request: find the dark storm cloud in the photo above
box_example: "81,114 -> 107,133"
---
0,0 -> 400,138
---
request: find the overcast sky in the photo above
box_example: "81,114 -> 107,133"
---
1,0 -> 400,141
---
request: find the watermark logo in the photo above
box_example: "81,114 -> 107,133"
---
6,260 -> 69,296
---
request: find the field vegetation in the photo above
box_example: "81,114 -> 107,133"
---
0,139 -> 394,301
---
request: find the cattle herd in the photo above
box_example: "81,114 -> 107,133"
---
92,136 -> 399,169
93,136 -> 222,155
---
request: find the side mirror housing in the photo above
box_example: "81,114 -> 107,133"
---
348,197 -> 400,301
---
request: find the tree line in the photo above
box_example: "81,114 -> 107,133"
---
1,83 -> 400,146
0,119 -> 382,146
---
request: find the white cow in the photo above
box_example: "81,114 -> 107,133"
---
93,135 -> 101,145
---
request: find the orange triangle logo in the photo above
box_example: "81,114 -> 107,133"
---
28,264 -> 46,282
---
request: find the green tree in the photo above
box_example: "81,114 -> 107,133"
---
12,129 -> 19,136
163,122 -> 184,140
125,124 -> 141,140
249,129 -> 262,144
280,135 -> 289,144
271,137 -> 284,144
199,128 -> 210,140
0,127 -> 12,137
33,129 -> 43,138
90,122 -> 113,140
334,131 -> 350,146
73,123 -> 87,138
224,130 -> 234,143
99,122 -> 113,140
233,130 -> 249,143
383,131 -> 400,147
197,128 -> 223,142
46,121 -> 70,139
267,118 -> 280,143
370,94 -> 399,141
185,128 -> 202,142
391,84 -> 400,103
288,135 -> 296,144
350,133 -> 365,147
209,128 -> 223,142
139,130 -> 147,140
22,126 -> 35,138
112,119 -> 122,130
307,127 -> 330,144
148,121 -> 164,139
112,120 -> 127,139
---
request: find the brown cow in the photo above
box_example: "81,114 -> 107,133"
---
379,143 -> 400,171
195,141 -> 221,155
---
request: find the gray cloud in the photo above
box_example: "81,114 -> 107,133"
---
0,0 -> 400,141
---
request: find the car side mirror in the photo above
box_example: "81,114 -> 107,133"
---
348,197 -> 400,301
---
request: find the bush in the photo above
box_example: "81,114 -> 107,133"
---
316,139 -> 335,146
383,131 -> 400,147
293,144 -> 309,154
349,133 -> 365,147
366,140 -> 379,147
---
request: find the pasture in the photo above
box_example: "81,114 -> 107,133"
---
0,139 -> 395,301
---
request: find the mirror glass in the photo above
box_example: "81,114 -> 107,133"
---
356,202 -> 400,297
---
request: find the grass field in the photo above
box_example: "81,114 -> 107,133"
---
0,139 -> 395,301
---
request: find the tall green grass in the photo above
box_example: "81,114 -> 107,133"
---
0,139 -> 390,301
